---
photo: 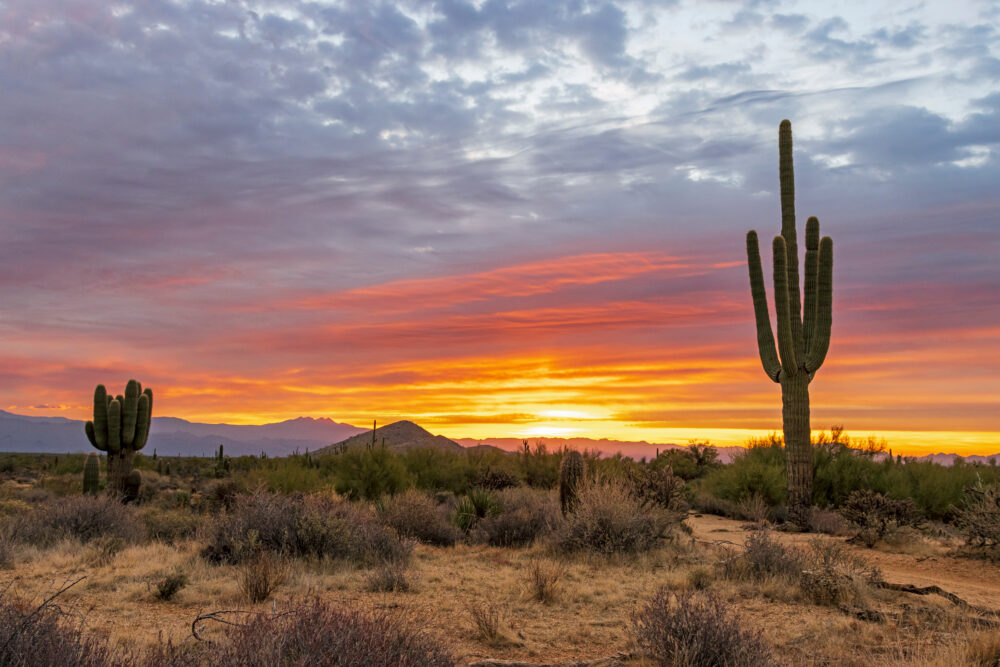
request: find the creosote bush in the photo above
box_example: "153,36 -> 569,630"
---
719,529 -> 803,583
5,495 -> 143,547
631,589 -> 776,667
471,487 -> 559,547
202,492 -> 410,567
377,490 -> 459,547
554,478 -> 679,556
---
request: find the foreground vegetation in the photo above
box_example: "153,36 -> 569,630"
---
0,429 -> 998,665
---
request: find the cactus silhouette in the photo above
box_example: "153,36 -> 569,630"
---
83,452 -> 100,494
84,379 -> 152,498
125,469 -> 142,503
559,450 -> 585,516
746,120 -> 833,528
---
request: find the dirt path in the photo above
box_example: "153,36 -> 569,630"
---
687,513 -> 1000,610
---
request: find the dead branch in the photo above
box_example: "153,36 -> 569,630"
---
190,608 -> 300,642
466,652 -> 639,667
876,581 -> 1000,617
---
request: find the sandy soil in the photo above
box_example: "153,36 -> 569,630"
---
3,514 -> 998,665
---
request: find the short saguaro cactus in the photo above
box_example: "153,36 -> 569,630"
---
84,379 -> 152,499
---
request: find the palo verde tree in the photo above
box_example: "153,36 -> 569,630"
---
746,120 -> 833,528
84,379 -> 152,498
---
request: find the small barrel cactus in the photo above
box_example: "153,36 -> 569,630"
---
559,450 -> 585,516
124,469 -> 142,503
83,452 -> 100,494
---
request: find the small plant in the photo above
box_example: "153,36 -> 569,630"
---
687,567 -> 713,591
526,558 -> 564,604
472,487 -> 558,548
466,599 -> 503,645
720,529 -> 803,583
473,467 -> 521,491
89,535 -> 127,566
736,493 -> 768,524
365,560 -> 411,593
238,548 -> 288,603
559,450 -> 585,516
955,481 -> 1000,556
154,570 -> 188,601
841,490 -> 919,548
629,464 -> 689,513
631,589 -> 776,667
454,489 -> 501,533
378,490 -> 459,546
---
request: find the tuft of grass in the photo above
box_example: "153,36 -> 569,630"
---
237,550 -> 288,603
365,560 -> 411,593
466,599 -> 503,645
525,558 -> 564,604
153,570 -> 188,602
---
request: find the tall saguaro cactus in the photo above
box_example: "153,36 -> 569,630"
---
84,379 -> 152,498
746,120 -> 833,528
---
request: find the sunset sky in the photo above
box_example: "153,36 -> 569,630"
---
1,1 -> 998,455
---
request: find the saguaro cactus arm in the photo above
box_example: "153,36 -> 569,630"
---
772,236 -> 798,377
746,230 -> 781,382
803,217 -> 819,351
133,391 -> 151,451
805,235 -> 833,372
122,379 -> 140,446
778,119 -> 804,357
92,385 -> 108,450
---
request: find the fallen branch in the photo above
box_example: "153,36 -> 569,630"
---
876,581 -> 1000,617
190,608 -> 300,642
466,652 -> 639,667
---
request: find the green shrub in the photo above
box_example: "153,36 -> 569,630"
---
454,489 -> 501,533
334,447 -> 412,500
700,446 -> 785,507
840,490 -> 919,548
472,487 -> 558,547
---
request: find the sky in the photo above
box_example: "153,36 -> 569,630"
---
1,0 -> 999,456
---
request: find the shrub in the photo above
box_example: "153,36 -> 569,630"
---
154,571 -> 188,601
473,487 -> 559,548
365,560 -> 411,593
378,490 -> 459,546
0,589 -> 119,667
202,492 -> 410,567
736,493 -> 768,523
955,482 -> 1000,554
554,478 -> 677,555
6,495 -> 143,547
720,529 -> 803,583
141,508 -> 202,545
701,445 -> 786,507
629,465 -> 689,513
526,558 -> 564,604
334,446 -> 413,500
841,490 -> 919,548
630,589 -> 776,667
148,598 -> 455,666
466,600 -> 503,645
807,508 -> 849,535
472,466 -> 521,491
238,548 -> 288,603
454,489 -> 501,533
799,538 -> 880,607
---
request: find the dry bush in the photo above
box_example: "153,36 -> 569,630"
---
377,490 -> 459,546
719,529 -> 803,583
736,494 -> 768,523
88,535 -> 127,566
153,570 -> 188,601
5,495 -> 143,547
799,538 -> 880,607
147,598 -> 455,666
525,558 -> 564,604
630,589 -> 776,667
841,490 -> 919,548
0,528 -> 15,569
141,508 -> 202,545
629,465 -> 689,512
365,560 -> 411,593
554,478 -> 679,556
0,589 -> 120,667
237,549 -> 288,603
808,507 -> 849,535
202,492 -> 410,567
955,482 -> 1000,558
689,490 -> 738,518
686,567 -> 713,591
466,599 -> 503,644
473,487 -> 559,548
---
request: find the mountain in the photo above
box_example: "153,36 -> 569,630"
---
315,420 -> 463,455
454,436 -> 747,463
0,410 -> 365,457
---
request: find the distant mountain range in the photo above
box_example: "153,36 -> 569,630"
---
0,409 -> 364,457
0,410 -> 996,465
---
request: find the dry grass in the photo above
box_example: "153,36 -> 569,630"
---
0,508 -> 998,665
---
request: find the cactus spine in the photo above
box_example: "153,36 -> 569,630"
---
746,120 -> 833,528
84,379 -> 153,498
559,450 -> 585,516
83,452 -> 100,494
